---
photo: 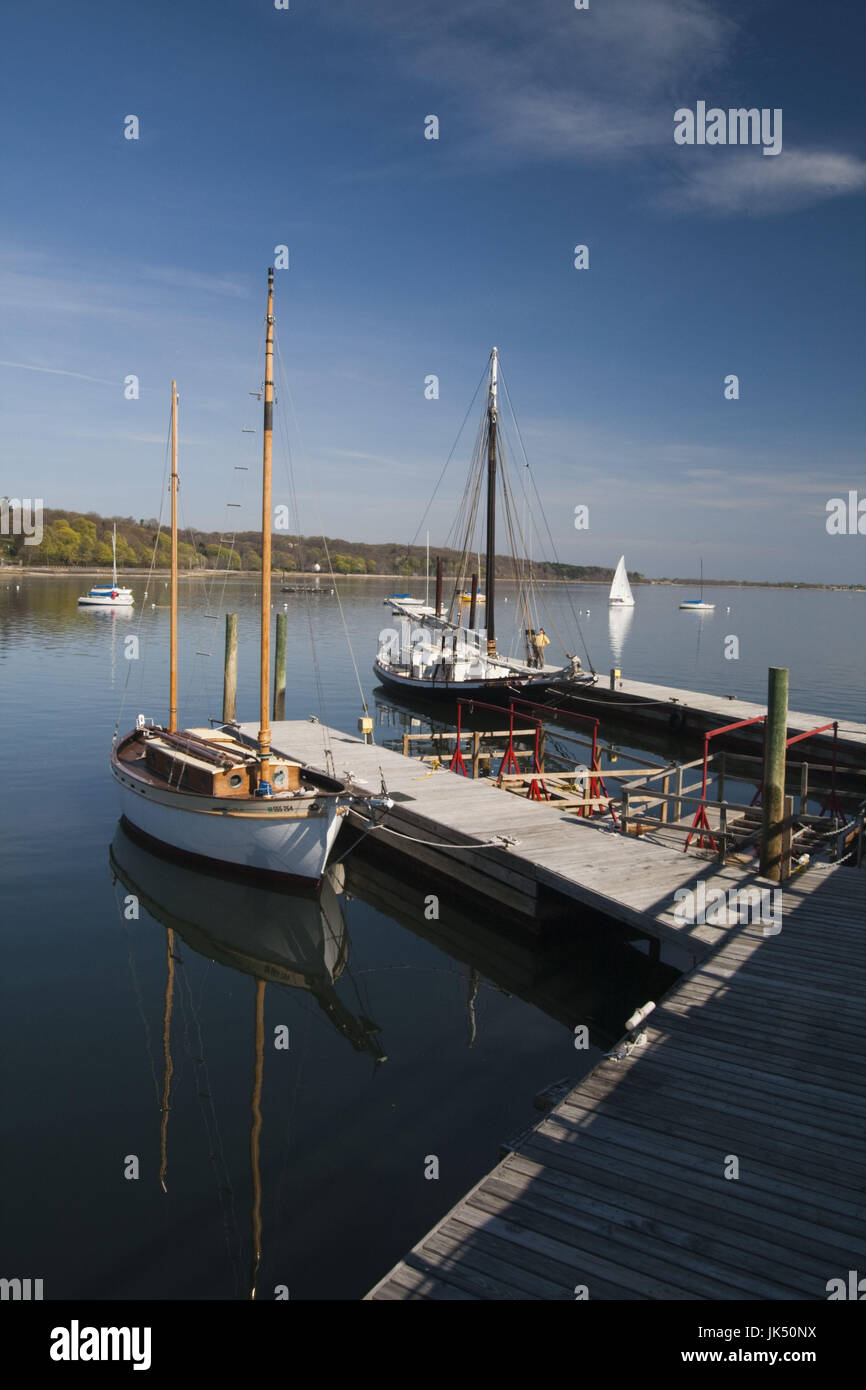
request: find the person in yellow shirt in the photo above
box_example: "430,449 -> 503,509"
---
531,627 -> 550,668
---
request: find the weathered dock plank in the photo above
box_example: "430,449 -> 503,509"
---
240,720 -> 794,955
365,864 -> 866,1300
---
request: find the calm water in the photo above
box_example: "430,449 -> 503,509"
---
0,573 -> 862,1299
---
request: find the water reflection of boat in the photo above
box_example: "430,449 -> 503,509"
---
608,603 -> 634,665
109,823 -> 386,1059
110,823 -> 385,1301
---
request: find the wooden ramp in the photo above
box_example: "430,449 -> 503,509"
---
241,720 -> 790,956
366,862 -> 866,1300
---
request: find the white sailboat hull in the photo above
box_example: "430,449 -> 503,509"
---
111,755 -> 343,886
78,593 -> 134,607
373,658 -> 556,699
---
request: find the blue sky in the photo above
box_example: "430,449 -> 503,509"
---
1,0 -> 864,581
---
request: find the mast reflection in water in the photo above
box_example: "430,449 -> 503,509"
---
110,824 -> 386,1299
107,821 -> 675,1299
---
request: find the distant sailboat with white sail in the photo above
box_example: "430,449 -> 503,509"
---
608,556 -> 635,608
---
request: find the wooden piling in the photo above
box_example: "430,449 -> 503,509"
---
273,611 -> 287,720
760,667 -> 789,881
673,765 -> 683,821
223,613 -> 238,723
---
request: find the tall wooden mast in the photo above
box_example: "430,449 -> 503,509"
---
485,347 -> 498,656
257,269 -> 275,782
169,381 -> 178,732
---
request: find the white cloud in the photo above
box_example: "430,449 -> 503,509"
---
0,360 -> 116,385
346,0 -> 734,161
138,265 -> 248,298
656,148 -> 866,214
342,1 -> 865,216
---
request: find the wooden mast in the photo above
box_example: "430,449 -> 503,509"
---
257,269 -> 275,784
169,381 -> 179,732
485,348 -> 498,656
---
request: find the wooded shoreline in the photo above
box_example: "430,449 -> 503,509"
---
3,565 -> 861,591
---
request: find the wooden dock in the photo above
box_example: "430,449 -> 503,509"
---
366,860 -> 866,1300
547,674 -> 866,770
240,720 -> 791,955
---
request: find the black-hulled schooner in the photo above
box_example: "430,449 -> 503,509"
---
373,348 -> 582,701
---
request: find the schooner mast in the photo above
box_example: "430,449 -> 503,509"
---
257,268 -> 275,793
485,347 -> 498,657
169,381 -> 178,733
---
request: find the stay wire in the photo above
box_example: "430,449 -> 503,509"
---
499,365 -> 595,673
114,401 -> 173,741
274,331 -> 370,730
406,359 -> 490,561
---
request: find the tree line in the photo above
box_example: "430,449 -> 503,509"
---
2,508 -> 630,582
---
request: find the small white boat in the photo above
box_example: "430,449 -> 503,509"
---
679,558 -> 715,611
78,525 -> 134,607
608,556 -> 635,608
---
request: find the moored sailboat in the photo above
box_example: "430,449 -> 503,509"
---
78,525 -> 134,607
110,270 -> 360,887
679,557 -> 715,611
374,348 -> 587,701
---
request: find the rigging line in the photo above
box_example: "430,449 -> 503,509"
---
177,489 -> 216,717
500,454 -> 566,656
114,881 -> 162,1108
445,425 -> 486,624
272,346 -> 334,749
272,986 -> 314,1234
173,945 -> 245,1295
114,401 -> 173,740
195,315 -> 265,617
406,359 -> 489,557
442,406 -> 486,558
499,365 -> 595,672
274,331 -> 369,725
